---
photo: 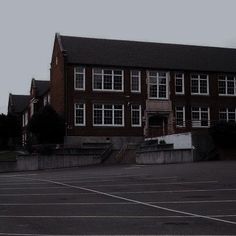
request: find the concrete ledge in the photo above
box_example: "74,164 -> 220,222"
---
0,154 -> 101,173
136,149 -> 193,164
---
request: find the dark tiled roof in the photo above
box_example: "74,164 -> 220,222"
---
34,80 -> 50,96
9,94 -> 30,113
60,35 -> 236,73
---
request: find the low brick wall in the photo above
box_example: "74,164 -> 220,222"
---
0,154 -> 101,173
136,149 -> 193,164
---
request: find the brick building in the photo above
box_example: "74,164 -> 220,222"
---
50,33 -> 236,147
8,78 -> 50,145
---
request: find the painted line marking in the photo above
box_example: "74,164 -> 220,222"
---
1,188 -> 236,197
15,176 -> 236,225
0,174 -> 37,178
0,199 -> 236,206
0,186 -> 69,190
0,176 -> 178,186
0,180 -> 218,190
0,214 -> 235,219
0,175 -> 178,186
80,180 -> 218,188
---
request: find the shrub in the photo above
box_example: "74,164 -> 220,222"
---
209,121 -> 236,148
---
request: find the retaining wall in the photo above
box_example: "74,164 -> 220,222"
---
0,154 -> 101,173
136,149 -> 193,164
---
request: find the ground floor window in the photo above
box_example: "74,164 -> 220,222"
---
93,104 -> 124,126
74,103 -> 86,126
192,107 -> 210,127
175,106 -> 185,127
131,105 -> 142,127
219,108 -> 236,122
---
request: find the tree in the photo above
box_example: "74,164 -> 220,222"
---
27,105 -> 65,144
0,114 -> 20,150
209,121 -> 236,148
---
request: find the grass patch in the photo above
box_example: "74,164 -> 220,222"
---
0,151 -> 17,161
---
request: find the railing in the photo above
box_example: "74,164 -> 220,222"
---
115,144 -> 128,163
100,144 -> 113,163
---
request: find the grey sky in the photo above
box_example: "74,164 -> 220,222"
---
1,0 -> 236,114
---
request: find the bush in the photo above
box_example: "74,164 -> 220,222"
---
209,121 -> 236,148
27,105 -> 65,145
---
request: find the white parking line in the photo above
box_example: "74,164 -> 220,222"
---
0,186 -> 68,190
0,214 -> 235,219
0,180 -> 218,190
1,188 -> 236,197
16,176 -> 236,225
81,180 -> 218,188
0,176 -> 178,186
0,174 -> 37,178
0,199 -> 236,206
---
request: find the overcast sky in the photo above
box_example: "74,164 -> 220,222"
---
1,0 -> 236,114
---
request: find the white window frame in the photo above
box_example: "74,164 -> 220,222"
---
130,70 -> 141,93
175,73 -> 185,95
30,102 -> 34,117
219,108 -> 236,122
148,71 -> 169,100
74,103 -> 86,126
93,104 -> 124,127
218,75 -> 236,96
175,106 -> 186,127
74,67 -> 85,91
191,74 -> 209,95
24,111 -> 28,127
191,107 -> 210,128
131,105 -> 142,127
92,68 -> 124,92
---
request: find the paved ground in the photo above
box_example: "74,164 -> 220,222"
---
0,161 -> 236,235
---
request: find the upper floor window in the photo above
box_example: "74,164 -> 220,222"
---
218,75 -> 236,96
74,103 -> 85,126
192,107 -> 210,128
148,71 -> 169,99
175,73 -> 184,95
93,104 -> 124,126
219,108 -> 236,122
191,74 -> 209,95
93,68 -> 123,92
74,67 -> 85,90
23,112 -> 28,127
131,105 -> 142,127
175,106 -> 185,127
30,102 -> 34,117
131,70 -> 141,93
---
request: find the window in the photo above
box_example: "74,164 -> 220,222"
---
74,67 -> 85,90
131,105 -> 142,127
93,68 -> 123,91
219,108 -> 236,122
148,71 -> 169,99
131,70 -> 141,92
218,75 -> 236,96
175,73 -> 184,94
93,104 -> 124,126
74,103 -> 85,126
191,74 -> 209,95
175,106 -> 185,127
30,102 -> 34,117
192,107 -> 210,127
23,112 -> 28,127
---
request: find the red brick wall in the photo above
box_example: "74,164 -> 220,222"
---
65,65 -> 146,137
50,38 -> 65,115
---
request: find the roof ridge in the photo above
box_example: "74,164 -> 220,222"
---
60,34 -> 236,51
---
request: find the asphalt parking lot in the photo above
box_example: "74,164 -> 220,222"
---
0,161 -> 236,235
